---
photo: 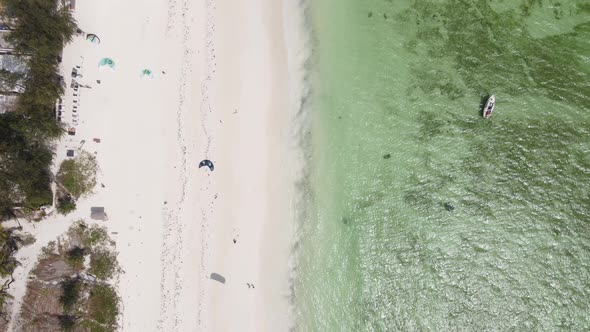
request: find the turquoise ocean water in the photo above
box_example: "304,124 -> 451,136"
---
295,0 -> 590,330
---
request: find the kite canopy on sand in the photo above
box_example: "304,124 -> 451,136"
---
210,273 -> 225,284
199,159 -> 214,171
98,58 -> 115,70
141,69 -> 154,79
86,33 -> 100,44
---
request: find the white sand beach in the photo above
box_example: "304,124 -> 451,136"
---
5,0 -> 304,330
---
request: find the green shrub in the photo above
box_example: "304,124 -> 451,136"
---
0,115 -> 55,213
40,240 -> 56,258
0,282 -> 14,314
65,246 -> 86,269
0,226 -> 20,277
89,249 -> 118,280
27,186 -> 53,209
60,277 -> 82,312
0,0 -> 78,219
87,284 -> 119,330
69,221 -> 108,248
19,233 -> 36,247
80,320 -> 110,332
82,225 -> 108,248
56,153 -> 98,199
0,0 -> 79,317
58,314 -> 77,331
56,196 -> 76,215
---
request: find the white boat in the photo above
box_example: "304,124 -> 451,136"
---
483,95 -> 495,119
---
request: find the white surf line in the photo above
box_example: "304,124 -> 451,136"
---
165,0 -> 179,36
201,0 -> 215,156
157,0 -> 192,330
170,1 -> 196,330
196,0 -> 217,329
157,0 -> 177,329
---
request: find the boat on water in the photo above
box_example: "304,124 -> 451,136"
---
483,95 -> 495,119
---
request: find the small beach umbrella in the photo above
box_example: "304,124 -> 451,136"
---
86,33 -> 100,44
141,69 -> 154,79
98,58 -> 115,71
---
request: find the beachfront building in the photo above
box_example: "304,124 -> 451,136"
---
0,2 -> 35,114
0,3 -> 17,32
0,53 -> 26,90
0,30 -> 13,54
0,94 -> 16,114
63,0 -> 76,11
0,3 -> 17,53
0,10 -> 25,114
0,53 -> 26,114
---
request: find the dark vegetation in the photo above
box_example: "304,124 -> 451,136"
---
56,152 -> 98,199
20,222 -> 120,331
60,276 -> 82,312
0,67 -> 25,94
59,276 -> 120,332
84,284 -> 119,331
0,225 -> 27,316
61,222 -> 120,331
89,249 -> 118,280
0,0 -> 78,320
0,227 -> 20,278
0,0 -> 77,217
0,231 -> 16,319
58,314 -> 77,331
56,194 -> 76,215
65,246 -> 86,269
0,228 -> 35,322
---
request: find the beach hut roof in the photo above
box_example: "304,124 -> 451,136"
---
0,94 -> 17,114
